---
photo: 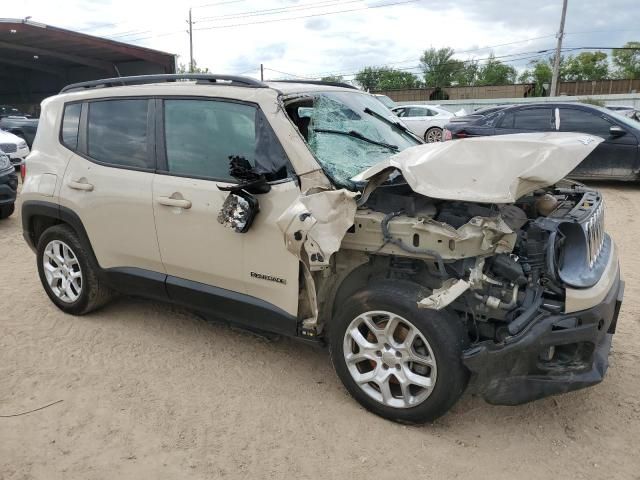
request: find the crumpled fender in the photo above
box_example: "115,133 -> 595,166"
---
276,189 -> 357,270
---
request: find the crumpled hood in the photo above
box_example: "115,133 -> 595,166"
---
352,132 -> 603,203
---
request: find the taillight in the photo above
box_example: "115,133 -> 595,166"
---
443,129 -> 452,141
454,131 -> 469,139
20,163 -> 26,182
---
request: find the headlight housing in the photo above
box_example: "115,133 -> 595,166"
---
18,141 -> 27,148
0,154 -> 11,170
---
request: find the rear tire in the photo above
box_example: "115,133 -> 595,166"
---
0,203 -> 14,219
424,127 -> 443,143
37,224 -> 113,315
329,281 -> 469,424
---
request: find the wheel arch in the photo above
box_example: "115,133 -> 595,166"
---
22,201 -> 99,267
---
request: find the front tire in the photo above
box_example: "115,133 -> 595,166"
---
37,224 -> 113,315
329,281 -> 468,424
424,127 -> 443,143
0,203 -> 14,219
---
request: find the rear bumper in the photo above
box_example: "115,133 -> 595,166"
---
463,269 -> 623,405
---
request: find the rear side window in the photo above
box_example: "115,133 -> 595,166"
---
87,99 -> 151,169
502,108 -> 554,130
61,103 -> 81,150
163,99 -> 290,182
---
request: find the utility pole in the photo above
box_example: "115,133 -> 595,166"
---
188,8 -> 194,73
550,0 -> 568,97
260,63 -> 264,81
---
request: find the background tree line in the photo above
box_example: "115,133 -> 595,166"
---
327,42 -> 640,94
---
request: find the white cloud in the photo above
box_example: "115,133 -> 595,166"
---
3,0 -> 637,81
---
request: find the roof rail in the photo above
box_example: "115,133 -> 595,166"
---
60,73 -> 267,93
269,79 -> 358,90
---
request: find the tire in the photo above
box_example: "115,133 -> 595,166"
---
424,127 -> 443,143
36,224 -> 113,315
329,281 -> 469,424
0,203 -> 14,219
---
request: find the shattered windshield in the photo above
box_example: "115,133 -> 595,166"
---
290,91 -> 421,189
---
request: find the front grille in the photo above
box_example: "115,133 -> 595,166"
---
584,201 -> 605,268
0,143 -> 17,153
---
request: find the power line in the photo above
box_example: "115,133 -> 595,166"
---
196,0 -> 365,22
193,0 -> 423,30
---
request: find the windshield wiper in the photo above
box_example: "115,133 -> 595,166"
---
313,128 -> 399,151
363,107 -> 416,138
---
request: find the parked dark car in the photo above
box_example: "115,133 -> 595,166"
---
444,103 -> 640,180
0,152 -> 17,219
447,104 -> 511,124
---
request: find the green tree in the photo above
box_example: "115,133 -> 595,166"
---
176,58 -> 209,73
419,47 -> 464,87
354,67 -> 420,91
563,51 -> 609,81
320,75 -> 345,83
476,53 -> 517,85
519,57 -> 563,96
612,41 -> 640,79
452,60 -> 479,86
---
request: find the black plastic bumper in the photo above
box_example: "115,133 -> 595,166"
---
463,271 -> 623,405
0,169 -> 18,206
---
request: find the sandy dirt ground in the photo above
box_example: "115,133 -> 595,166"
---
1,182 -> 639,480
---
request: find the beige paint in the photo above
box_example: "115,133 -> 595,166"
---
565,241 -> 620,313
354,132 -> 604,203
153,175 -> 301,316
277,189 -> 357,271
60,154 -> 165,273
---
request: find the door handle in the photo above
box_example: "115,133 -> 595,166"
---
157,196 -> 192,209
68,179 -> 94,191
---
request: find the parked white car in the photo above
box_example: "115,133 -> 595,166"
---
391,104 -> 454,142
0,129 -> 30,167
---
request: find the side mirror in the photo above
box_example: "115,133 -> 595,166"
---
610,125 -> 626,138
217,190 -> 260,234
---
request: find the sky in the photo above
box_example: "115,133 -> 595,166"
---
3,0 -> 639,81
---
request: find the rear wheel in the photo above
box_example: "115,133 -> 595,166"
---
0,203 -> 14,219
37,224 -> 113,315
329,281 -> 469,424
425,127 -> 443,143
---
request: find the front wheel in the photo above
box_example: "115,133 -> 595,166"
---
329,281 -> 469,424
424,127 -> 443,143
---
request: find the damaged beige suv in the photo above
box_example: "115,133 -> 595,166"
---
21,74 -> 624,423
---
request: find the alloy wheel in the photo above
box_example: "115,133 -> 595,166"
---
343,311 -> 437,409
42,240 -> 83,303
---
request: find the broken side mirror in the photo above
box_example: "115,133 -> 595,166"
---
217,189 -> 260,234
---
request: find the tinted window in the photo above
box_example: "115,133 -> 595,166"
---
559,108 -> 612,137
164,99 -> 290,182
394,108 -> 407,117
61,103 -> 81,150
502,108 -> 553,130
87,99 -> 150,168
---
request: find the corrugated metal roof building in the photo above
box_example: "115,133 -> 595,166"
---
0,18 -> 176,113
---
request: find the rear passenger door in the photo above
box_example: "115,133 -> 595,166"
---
152,97 -> 301,318
59,98 -> 165,276
558,107 -> 639,179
